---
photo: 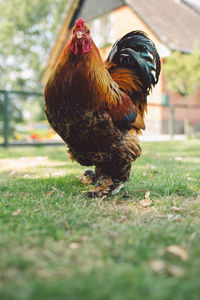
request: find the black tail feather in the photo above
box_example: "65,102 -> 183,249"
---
107,31 -> 161,96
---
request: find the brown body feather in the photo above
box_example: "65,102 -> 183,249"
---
44,19 -> 160,196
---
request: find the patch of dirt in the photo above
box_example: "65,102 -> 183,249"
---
0,157 -> 60,170
0,157 -> 67,177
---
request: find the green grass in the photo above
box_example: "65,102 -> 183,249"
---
0,140 -> 200,300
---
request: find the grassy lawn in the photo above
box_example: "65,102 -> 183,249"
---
0,140 -> 200,300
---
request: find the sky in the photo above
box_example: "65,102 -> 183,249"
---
185,0 -> 200,6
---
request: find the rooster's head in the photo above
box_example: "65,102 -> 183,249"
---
69,18 -> 92,56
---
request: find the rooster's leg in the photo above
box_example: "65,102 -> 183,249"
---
95,162 -> 131,183
79,169 -> 97,185
83,130 -> 141,197
84,162 -> 131,198
84,176 -> 124,198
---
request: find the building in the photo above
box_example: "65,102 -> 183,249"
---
41,0 -> 200,134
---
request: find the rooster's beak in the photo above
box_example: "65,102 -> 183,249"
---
76,31 -> 83,39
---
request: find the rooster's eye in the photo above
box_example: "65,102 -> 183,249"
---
86,29 -> 90,34
73,29 -> 75,34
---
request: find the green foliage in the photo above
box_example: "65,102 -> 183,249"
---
164,50 -> 200,98
0,141 -> 200,299
0,0 -> 68,91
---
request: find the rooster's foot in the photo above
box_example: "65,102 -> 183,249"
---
84,177 -> 124,198
79,169 -> 96,185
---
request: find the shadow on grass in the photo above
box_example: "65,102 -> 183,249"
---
1,166 -> 197,203
0,141 -> 199,201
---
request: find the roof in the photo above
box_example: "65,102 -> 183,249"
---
126,0 -> 200,53
70,0 -> 123,26
41,0 -> 200,83
71,0 -> 200,53
41,0 -> 124,83
183,0 -> 200,14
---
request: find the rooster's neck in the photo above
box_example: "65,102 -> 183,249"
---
45,40 -> 121,110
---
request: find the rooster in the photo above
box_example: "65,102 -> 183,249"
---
44,18 -> 160,197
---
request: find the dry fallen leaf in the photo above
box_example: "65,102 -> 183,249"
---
140,191 -> 152,207
112,196 -> 119,205
45,190 -> 55,195
140,200 -> 152,208
166,245 -> 188,261
167,265 -> 186,277
152,170 -> 159,174
119,216 -> 127,223
3,192 -> 10,198
100,195 -> 107,201
52,187 -> 59,191
171,206 -> 184,212
98,196 -> 106,206
150,170 -> 159,178
145,190 -> 150,199
107,231 -> 119,238
69,242 -> 79,249
167,214 -> 181,221
9,171 -> 16,177
150,260 -> 166,273
187,177 -> 197,182
63,220 -> 72,232
150,260 -> 186,277
23,174 -> 29,178
12,209 -> 22,216
52,171 -> 66,176
149,165 -> 156,169
174,157 -> 183,161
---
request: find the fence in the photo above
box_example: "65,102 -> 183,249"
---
148,102 -> 200,139
0,89 -> 64,147
0,89 -> 200,147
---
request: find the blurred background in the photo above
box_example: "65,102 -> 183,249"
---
0,0 -> 200,146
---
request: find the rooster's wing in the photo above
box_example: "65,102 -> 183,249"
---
104,30 -> 161,131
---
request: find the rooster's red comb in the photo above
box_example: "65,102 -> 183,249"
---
75,18 -> 85,30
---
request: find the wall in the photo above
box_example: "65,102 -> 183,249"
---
95,5 -> 166,134
96,5 -> 200,135
162,77 -> 200,134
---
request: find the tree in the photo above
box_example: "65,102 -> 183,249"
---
164,49 -> 200,137
0,0 -> 69,91
164,49 -> 200,98
0,0 -> 69,138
